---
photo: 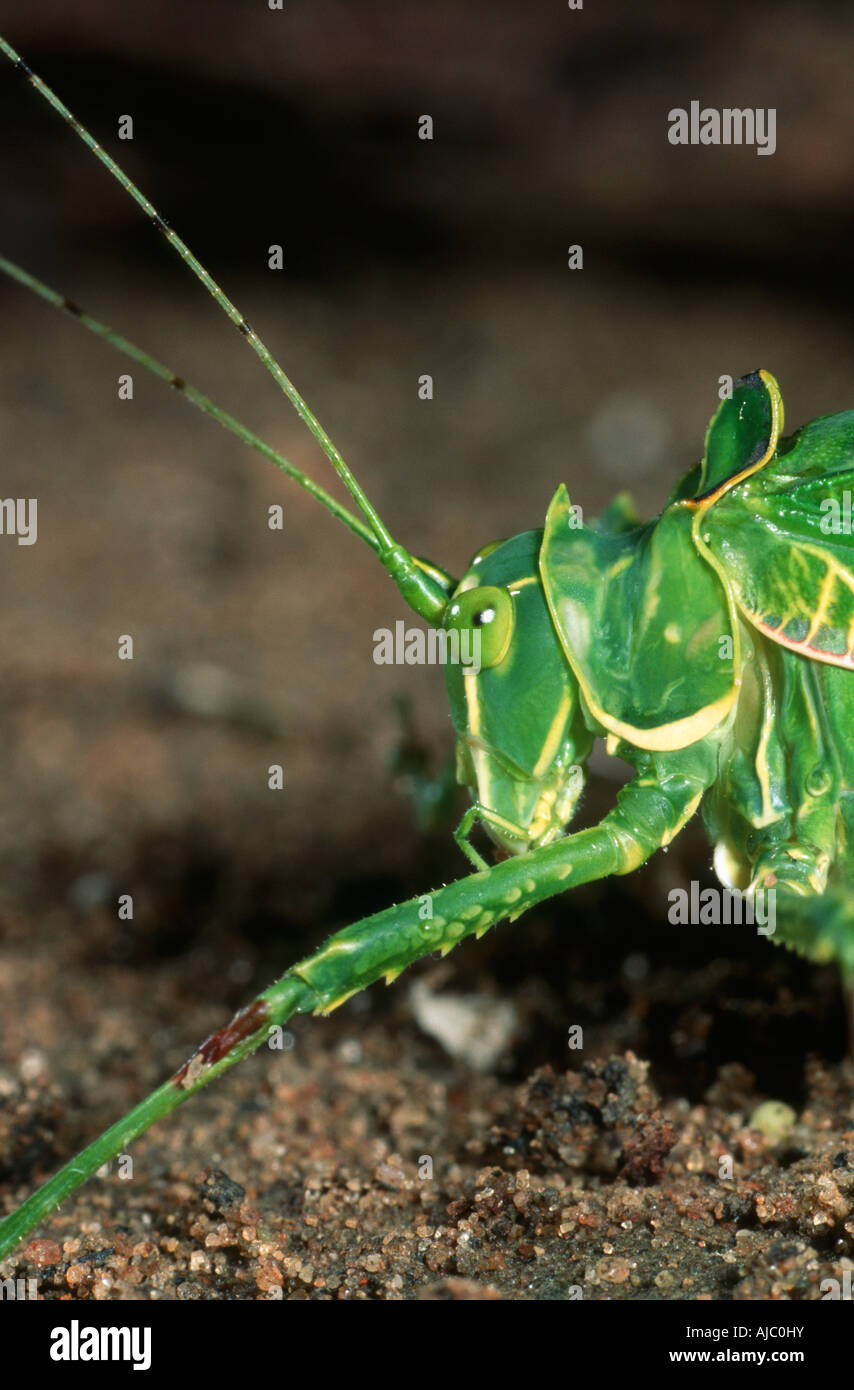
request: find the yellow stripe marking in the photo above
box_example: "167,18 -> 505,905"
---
607,554 -> 634,581
685,369 -> 783,511
576,680 -> 735,751
316,988 -> 360,1015
754,713 -> 776,826
661,791 -> 703,845
532,689 -> 572,778
808,565 -> 837,645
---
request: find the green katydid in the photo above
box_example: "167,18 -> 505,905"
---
1,35 -> 854,1264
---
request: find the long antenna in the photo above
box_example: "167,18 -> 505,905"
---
0,37 -> 389,548
0,254 -> 380,553
0,35 -> 453,622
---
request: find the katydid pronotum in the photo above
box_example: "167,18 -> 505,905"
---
2,34 -> 854,1263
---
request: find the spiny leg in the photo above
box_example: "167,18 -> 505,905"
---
0,765 -> 711,1261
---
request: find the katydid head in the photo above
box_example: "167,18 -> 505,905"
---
0,35 -> 606,866
442,529 -> 594,857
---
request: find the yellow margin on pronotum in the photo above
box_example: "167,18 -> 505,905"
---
571,683 -> 736,753
540,512 -> 739,752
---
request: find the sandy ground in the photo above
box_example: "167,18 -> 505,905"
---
0,271 -> 853,1299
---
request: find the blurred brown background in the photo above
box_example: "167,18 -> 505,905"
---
1,0 -> 854,1284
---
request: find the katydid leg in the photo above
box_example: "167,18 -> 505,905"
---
0,766 -> 710,1262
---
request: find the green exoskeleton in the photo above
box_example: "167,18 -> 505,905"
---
1,36 -> 853,1261
446,365 -> 854,988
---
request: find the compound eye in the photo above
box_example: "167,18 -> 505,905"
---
444,585 -> 514,669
